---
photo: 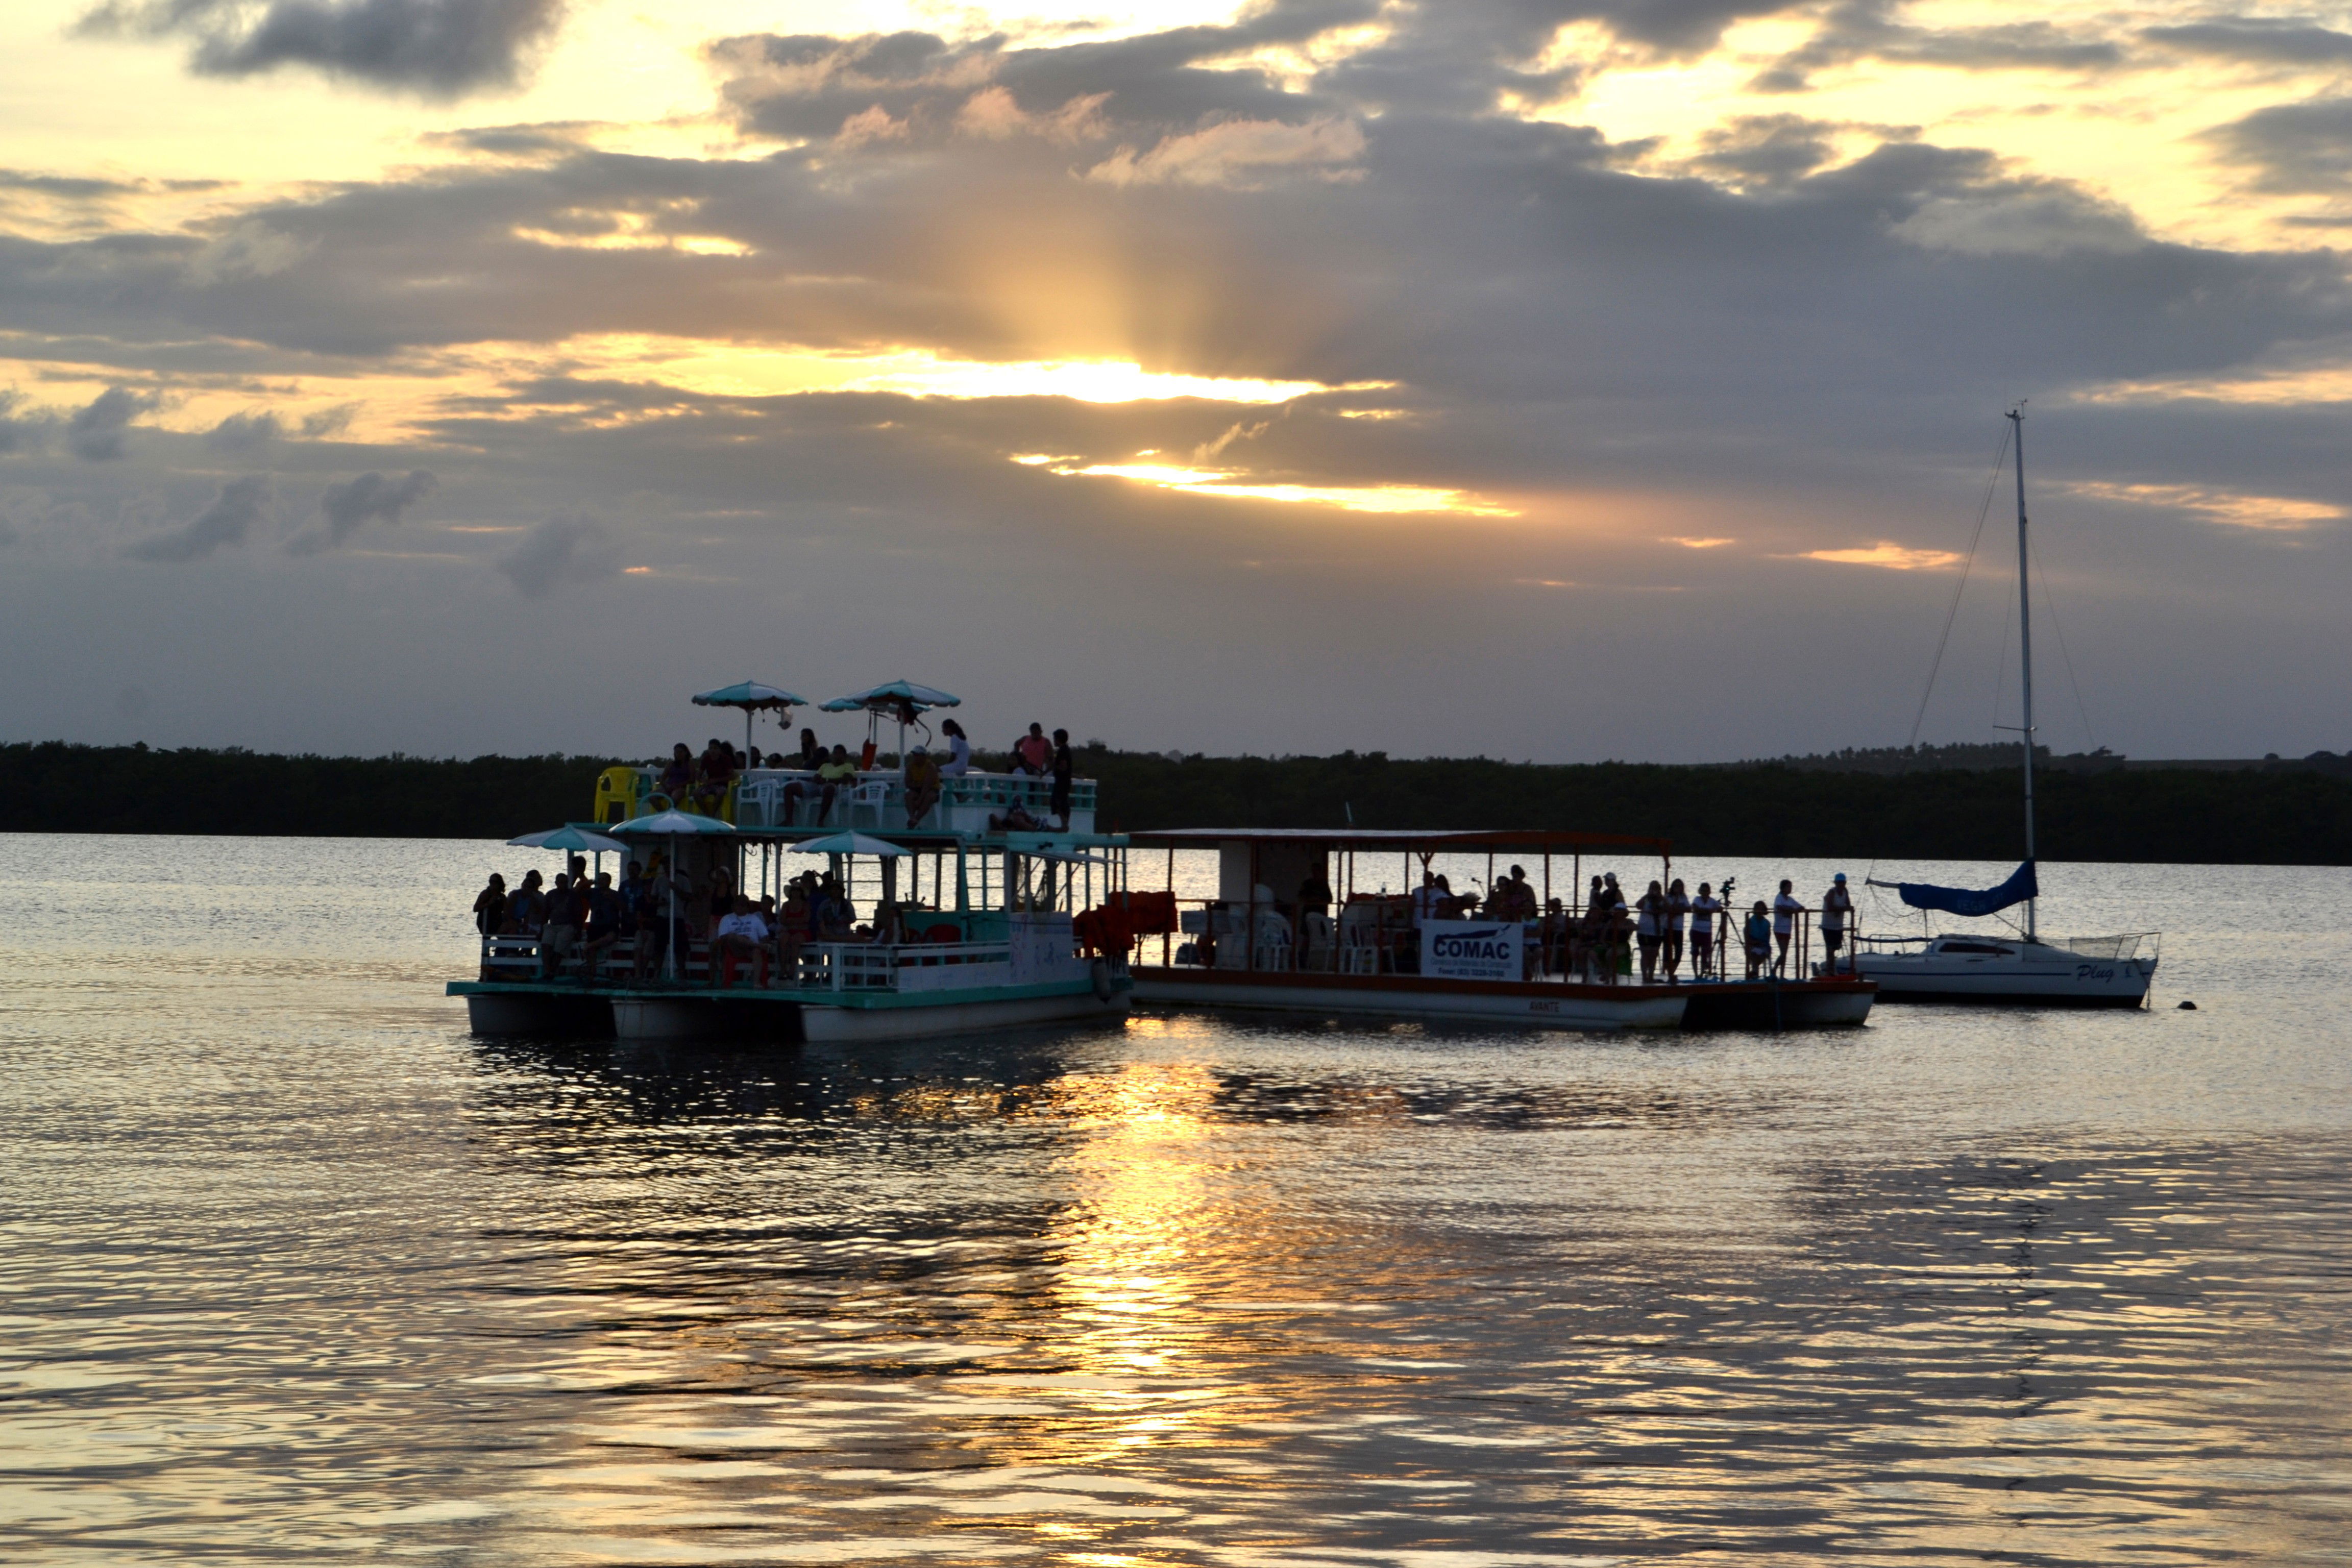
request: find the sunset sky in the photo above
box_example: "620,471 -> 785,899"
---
3,0 -> 2347,763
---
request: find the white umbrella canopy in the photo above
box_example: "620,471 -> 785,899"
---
692,680 -> 812,752
507,825 -> 629,853
819,680 -> 960,713
820,680 -> 963,763
790,830 -> 912,857
611,808 -> 734,836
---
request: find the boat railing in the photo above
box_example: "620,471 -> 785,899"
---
1152,895 -> 1857,985
608,764 -> 1095,834
796,939 -> 1016,992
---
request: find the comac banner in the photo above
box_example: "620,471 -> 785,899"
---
1422,919 -> 1521,982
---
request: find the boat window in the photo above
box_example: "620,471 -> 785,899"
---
1937,941 -> 2015,957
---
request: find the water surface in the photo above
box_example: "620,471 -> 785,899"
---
3,836 -> 2348,1564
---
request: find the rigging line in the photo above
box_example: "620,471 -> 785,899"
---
1990,542 -> 2016,736
1866,421 -> 2013,905
1903,422 -> 2011,752
2029,529 -> 2098,754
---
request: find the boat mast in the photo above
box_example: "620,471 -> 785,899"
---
2009,404 -> 2037,942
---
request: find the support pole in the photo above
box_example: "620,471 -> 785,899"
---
2011,405 -> 2039,943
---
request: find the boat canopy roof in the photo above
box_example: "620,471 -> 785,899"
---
1127,827 -> 1671,854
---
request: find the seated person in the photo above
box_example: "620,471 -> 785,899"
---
538,873 -> 586,979
871,900 -> 909,945
817,876 -> 856,941
658,743 -> 695,808
713,896 -> 772,987
937,719 -> 971,776
691,740 -> 734,817
807,745 -> 858,822
903,746 -> 942,827
581,871 -> 623,978
988,802 -> 1046,831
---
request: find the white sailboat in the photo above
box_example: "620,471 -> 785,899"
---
1849,408 -> 2160,1007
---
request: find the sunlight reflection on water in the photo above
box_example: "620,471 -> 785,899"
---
2,835 -> 2350,1564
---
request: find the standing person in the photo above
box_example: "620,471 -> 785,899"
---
1014,722 -> 1052,776
1634,879 -> 1668,984
1743,900 -> 1772,981
580,871 -> 622,980
1297,862 -> 1333,920
937,719 -> 971,776
472,874 -> 507,937
1601,874 -> 1630,983
1688,881 -> 1723,979
1663,877 -> 1689,982
473,873 -> 508,978
1049,728 -> 1075,827
508,869 -> 546,936
1819,872 -> 1853,976
1772,879 -> 1805,977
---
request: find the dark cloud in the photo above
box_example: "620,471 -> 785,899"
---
0,390 -> 37,456
1754,0 -> 2122,92
205,409 -> 283,451
126,474 -> 272,562
77,0 -> 566,95
2143,18 -> 2352,66
0,169 -> 146,199
288,467 -> 436,552
496,514 -> 620,596
2204,95 -> 2352,194
1682,114 -> 1857,187
66,386 -> 162,461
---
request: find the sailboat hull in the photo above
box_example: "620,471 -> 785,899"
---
1854,948 -> 2155,1006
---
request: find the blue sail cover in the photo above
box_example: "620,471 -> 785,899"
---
1896,860 -> 2038,917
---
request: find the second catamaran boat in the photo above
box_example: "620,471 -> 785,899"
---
1849,409 -> 2159,1007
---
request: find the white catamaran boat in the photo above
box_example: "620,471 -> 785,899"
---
450,680 -> 1135,1043
1849,409 -> 2159,1007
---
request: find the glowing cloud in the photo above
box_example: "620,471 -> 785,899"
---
1026,457 -> 1515,516
1797,542 -> 1967,570
2064,481 -> 2343,531
1663,535 -> 1736,548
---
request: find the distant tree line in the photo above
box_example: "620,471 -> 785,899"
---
3,740 -> 2347,864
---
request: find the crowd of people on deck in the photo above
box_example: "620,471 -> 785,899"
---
643,716 -> 1075,831
1250,865 -> 1857,984
465,706 -> 1090,986
473,851 -> 926,987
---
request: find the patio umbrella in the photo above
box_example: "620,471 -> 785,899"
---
790,830 -> 911,857
820,680 -> 962,763
692,680 -> 811,754
611,809 -> 736,979
507,825 -> 629,854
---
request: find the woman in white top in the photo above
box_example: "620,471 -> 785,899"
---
1634,880 -> 1668,984
1687,881 -> 1723,979
937,718 -> 971,777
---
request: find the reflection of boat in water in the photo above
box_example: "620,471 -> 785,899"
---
449,681 -> 1135,1043
1124,828 -> 1875,1031
1849,409 -> 2159,1008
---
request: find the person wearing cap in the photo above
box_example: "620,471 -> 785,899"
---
1820,872 -> 1854,975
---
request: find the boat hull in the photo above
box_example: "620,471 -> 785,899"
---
1854,954 -> 2155,1007
457,985 -> 615,1038
1131,967 -> 1687,1030
608,981 -> 1128,1044
1680,979 -> 1877,1030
